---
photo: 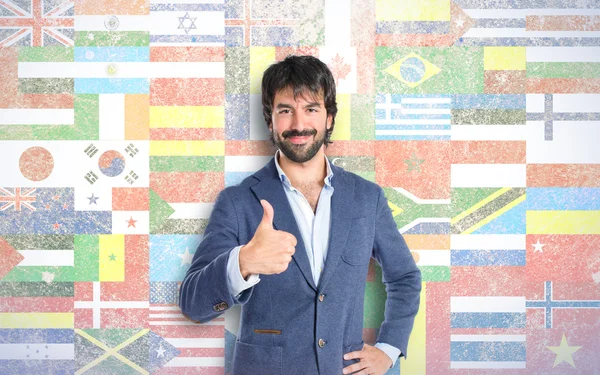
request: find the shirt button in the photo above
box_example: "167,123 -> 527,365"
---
318,294 -> 325,302
318,339 -> 326,348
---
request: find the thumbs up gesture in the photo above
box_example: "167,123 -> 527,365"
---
239,200 -> 297,277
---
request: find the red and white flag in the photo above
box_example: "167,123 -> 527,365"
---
150,303 -> 225,374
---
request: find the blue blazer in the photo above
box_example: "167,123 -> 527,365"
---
180,158 -> 421,374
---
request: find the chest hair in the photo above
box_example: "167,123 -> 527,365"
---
295,180 -> 324,213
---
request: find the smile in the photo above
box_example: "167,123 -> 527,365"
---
287,135 -> 312,144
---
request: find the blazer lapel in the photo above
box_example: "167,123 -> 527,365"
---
317,163 -> 354,292
250,159 -> 317,291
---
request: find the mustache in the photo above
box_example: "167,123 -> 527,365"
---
282,129 -> 317,138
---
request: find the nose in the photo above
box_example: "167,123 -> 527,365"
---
290,109 -> 308,131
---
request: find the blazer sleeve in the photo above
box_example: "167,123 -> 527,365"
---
179,188 -> 255,323
371,187 -> 422,358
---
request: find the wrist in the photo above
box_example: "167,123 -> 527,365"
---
239,244 -> 252,279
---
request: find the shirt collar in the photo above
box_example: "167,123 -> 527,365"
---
274,149 -> 334,188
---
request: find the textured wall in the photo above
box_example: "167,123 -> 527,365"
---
1,0 -> 600,374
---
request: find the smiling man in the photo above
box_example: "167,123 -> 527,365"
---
179,55 -> 421,375
271,86 -> 325,163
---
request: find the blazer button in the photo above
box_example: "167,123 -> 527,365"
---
213,301 -> 228,312
318,338 -> 325,348
318,294 -> 325,302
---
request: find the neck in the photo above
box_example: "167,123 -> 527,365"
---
278,148 -> 327,185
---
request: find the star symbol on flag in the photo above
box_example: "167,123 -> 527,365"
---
42,271 -> 55,283
455,16 -> 466,28
62,203 -> 68,210
109,253 -> 117,261
178,12 -> 197,35
177,247 -> 193,267
52,195 -> 61,201
404,152 -> 425,173
53,222 -> 61,231
126,216 -> 137,228
547,333 -> 581,368
87,194 -> 99,205
156,344 -> 166,358
532,239 -> 545,253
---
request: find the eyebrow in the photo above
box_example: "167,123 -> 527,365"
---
275,102 -> 322,110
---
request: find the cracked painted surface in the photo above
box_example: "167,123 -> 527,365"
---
0,0 -> 599,374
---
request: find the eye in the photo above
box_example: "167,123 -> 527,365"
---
307,108 -> 318,113
279,109 -> 291,114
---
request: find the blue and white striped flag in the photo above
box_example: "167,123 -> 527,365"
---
375,94 -> 451,140
0,329 -> 74,374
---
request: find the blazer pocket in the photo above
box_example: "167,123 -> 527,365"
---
341,217 -> 371,266
342,340 -> 365,368
232,340 -> 282,375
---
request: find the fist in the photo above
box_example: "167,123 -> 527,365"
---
239,200 -> 297,277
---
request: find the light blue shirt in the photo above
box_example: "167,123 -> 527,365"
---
226,150 -> 401,367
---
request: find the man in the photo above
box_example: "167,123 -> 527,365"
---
179,55 -> 421,375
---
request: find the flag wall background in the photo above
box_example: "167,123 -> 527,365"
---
1,0 -> 599,374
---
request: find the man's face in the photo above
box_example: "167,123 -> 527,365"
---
270,87 -> 332,163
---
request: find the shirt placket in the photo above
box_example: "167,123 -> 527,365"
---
313,186 -> 330,282
290,186 -> 319,283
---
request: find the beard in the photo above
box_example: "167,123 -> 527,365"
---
270,125 -> 327,163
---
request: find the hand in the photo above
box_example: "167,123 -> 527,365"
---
239,200 -> 297,277
342,343 -> 393,375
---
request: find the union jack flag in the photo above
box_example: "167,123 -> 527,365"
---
0,0 -> 74,47
0,187 -> 36,211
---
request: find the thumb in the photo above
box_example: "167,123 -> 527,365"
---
259,199 -> 274,229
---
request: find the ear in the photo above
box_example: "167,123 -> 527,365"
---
326,114 -> 333,130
